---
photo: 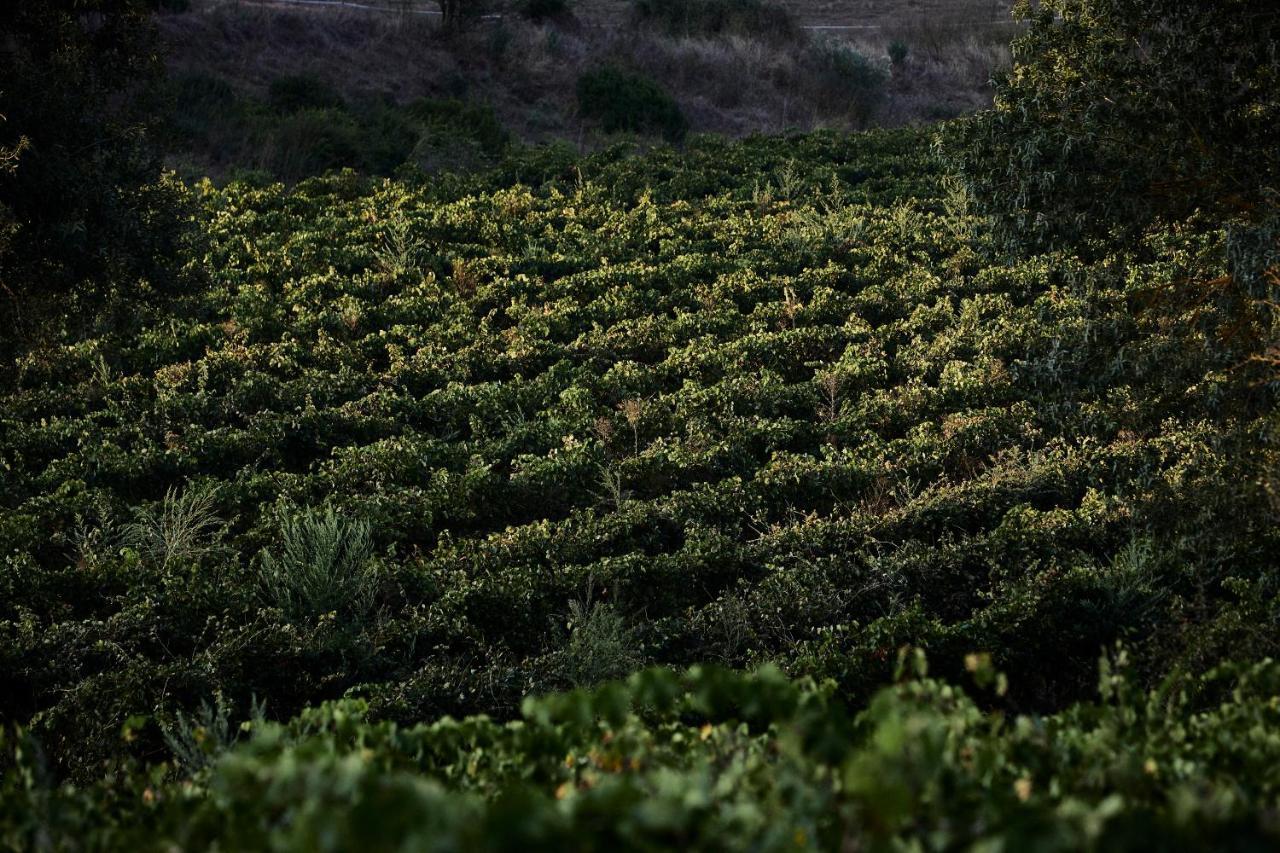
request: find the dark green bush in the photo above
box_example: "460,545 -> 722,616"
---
576,66 -> 688,142
405,98 -> 511,158
805,41 -> 887,125
887,39 -> 909,66
267,74 -> 347,115
166,72 -> 243,143
355,102 -> 422,175
0,0 -> 185,361
262,108 -> 364,180
516,0 -> 570,21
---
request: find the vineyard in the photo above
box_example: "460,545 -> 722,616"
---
2,118 -> 1278,846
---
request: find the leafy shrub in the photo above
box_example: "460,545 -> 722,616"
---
353,102 -> 421,175
166,72 -> 243,143
576,66 -> 688,141
947,0 -> 1280,253
632,0 -> 796,40
160,693 -> 264,774
887,39 -> 909,66
555,599 -> 643,687
262,108 -> 364,181
405,98 -> 511,159
267,74 -> 346,114
257,507 -> 378,620
0,0 -> 185,361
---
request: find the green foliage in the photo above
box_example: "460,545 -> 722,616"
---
160,692 -> 264,774
0,128 -> 1274,798
266,75 -> 347,115
631,0 -> 797,40
947,0 -> 1280,253
257,507 -> 378,621
556,598 -> 644,688
887,39 -> 909,66
577,66 -> 689,142
0,0 -> 185,360
7,658 -> 1280,849
263,108 -> 365,180
165,75 -> 511,181
122,482 -> 226,571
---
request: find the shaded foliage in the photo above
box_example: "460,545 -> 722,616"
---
948,0 -> 1280,253
0,0 -> 185,359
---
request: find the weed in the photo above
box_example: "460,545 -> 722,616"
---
257,507 -> 378,621
556,595 -> 642,688
123,483 -> 226,570
161,693 -> 266,776
373,216 -> 423,278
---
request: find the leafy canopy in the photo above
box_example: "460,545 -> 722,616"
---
949,0 -> 1280,252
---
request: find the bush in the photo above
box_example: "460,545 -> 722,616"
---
516,0 -> 570,21
261,108 -> 364,181
257,507 -> 378,620
123,483 -> 226,570
267,74 -> 346,114
555,599 -> 643,687
167,72 -> 242,142
576,66 -> 688,142
0,0 -> 184,360
947,0 -> 1280,254
632,0 -> 796,40
887,39 -> 909,66
804,41 -> 887,125
405,98 -> 511,159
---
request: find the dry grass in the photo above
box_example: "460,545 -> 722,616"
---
158,0 -> 1020,147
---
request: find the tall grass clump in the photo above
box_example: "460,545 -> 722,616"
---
257,507 -> 378,620
123,483 -> 226,570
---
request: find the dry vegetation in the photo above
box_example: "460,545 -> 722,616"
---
158,0 -> 1017,148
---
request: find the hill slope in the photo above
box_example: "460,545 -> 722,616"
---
3,129 -> 1273,790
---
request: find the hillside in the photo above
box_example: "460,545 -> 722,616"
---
155,0 -> 1016,179
1,0 -> 1278,848
4,123 -> 1276,790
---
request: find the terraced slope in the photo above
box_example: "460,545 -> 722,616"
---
1,130 -> 1273,778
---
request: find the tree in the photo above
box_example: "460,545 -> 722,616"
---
947,0 -> 1280,254
0,0 -> 183,356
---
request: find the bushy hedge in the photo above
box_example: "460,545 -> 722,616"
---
947,0 -> 1280,253
164,73 -> 511,181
